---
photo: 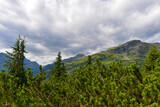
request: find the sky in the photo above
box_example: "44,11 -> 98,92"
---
0,0 -> 160,65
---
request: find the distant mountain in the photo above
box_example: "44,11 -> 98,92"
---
0,53 -> 40,75
43,53 -> 85,71
45,40 -> 160,75
0,53 -> 7,70
63,54 -> 85,62
107,40 -> 160,64
24,59 -> 40,75
43,53 -> 85,78
2,40 -> 159,76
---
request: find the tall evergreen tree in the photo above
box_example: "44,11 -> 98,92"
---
53,51 -> 65,77
86,55 -> 92,66
4,35 -> 27,86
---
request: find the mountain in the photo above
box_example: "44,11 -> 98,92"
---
45,40 -> 160,75
43,53 -> 85,78
2,40 -> 159,76
0,53 -> 7,70
107,40 -> 160,64
0,53 -> 40,75
43,53 -> 85,71
63,54 -> 85,62
24,59 -> 40,75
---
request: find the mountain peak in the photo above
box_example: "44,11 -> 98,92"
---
0,52 -> 7,56
107,39 -> 150,55
74,54 -> 85,58
126,39 -> 141,44
124,40 -> 142,47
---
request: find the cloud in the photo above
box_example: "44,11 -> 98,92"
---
0,0 -> 160,65
0,24 -> 7,31
146,33 -> 160,43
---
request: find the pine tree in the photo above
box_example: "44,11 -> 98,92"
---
4,35 -> 27,87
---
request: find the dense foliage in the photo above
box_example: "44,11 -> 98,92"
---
0,36 -> 160,106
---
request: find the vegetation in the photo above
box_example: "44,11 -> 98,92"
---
0,53 -> 40,76
55,40 -> 159,75
0,36 -> 160,106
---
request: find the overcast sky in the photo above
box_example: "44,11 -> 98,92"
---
0,0 -> 160,65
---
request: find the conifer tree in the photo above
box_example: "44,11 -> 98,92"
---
4,35 -> 27,86
53,51 -> 66,77
144,45 -> 160,71
86,55 -> 92,66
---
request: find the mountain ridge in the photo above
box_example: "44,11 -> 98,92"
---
61,40 -> 160,74
1,40 -> 160,75
43,53 -> 85,71
0,52 -> 40,75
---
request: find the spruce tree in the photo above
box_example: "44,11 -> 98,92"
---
86,55 -> 92,66
53,51 -> 66,77
4,35 -> 27,86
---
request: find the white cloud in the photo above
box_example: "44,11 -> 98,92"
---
128,5 -> 160,30
0,0 -> 160,65
146,33 -> 160,43
0,24 -> 7,31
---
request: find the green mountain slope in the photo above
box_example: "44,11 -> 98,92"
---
62,40 -> 160,74
43,54 -> 85,77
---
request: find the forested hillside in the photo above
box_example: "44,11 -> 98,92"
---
0,36 -> 160,106
45,40 -> 160,75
